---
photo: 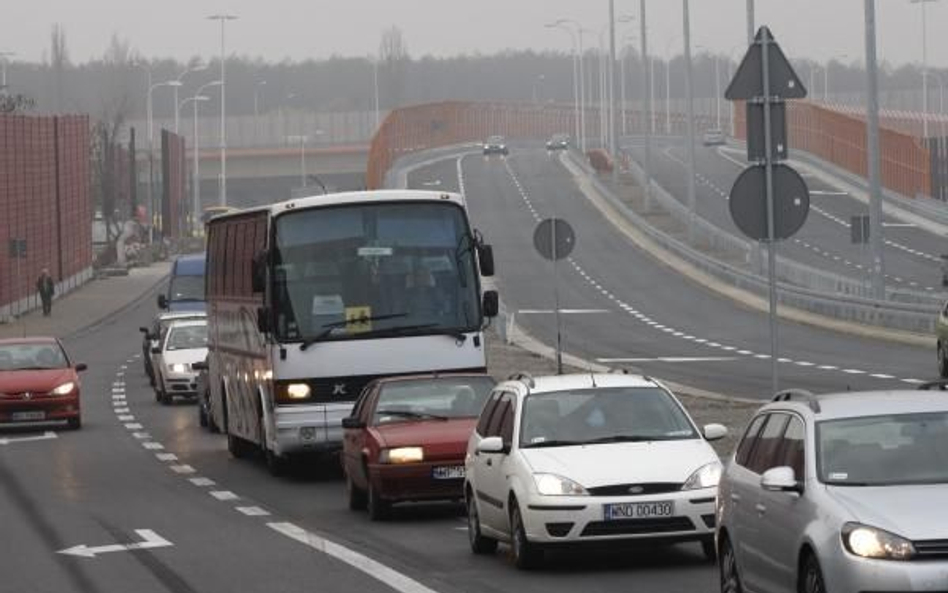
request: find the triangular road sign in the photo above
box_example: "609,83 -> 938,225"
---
725,26 -> 807,100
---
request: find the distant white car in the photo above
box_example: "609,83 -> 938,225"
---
702,128 -> 726,146
464,372 -> 727,569
152,319 -> 208,405
483,135 -> 509,156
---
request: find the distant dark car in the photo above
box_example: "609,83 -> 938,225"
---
341,373 -> 496,520
546,134 -> 570,151
158,253 -> 206,313
0,337 -> 87,429
483,136 -> 509,156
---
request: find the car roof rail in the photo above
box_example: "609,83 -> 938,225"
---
916,379 -> 948,391
772,388 -> 821,412
507,372 -> 535,389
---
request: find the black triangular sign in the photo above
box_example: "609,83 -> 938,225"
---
725,26 -> 807,101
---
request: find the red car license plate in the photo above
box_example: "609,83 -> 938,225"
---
432,465 -> 465,480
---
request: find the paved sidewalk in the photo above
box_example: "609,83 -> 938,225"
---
0,263 -> 171,340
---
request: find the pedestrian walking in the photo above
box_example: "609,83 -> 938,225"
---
37,268 -> 55,316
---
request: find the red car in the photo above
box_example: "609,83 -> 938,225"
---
342,374 -> 496,520
0,337 -> 87,429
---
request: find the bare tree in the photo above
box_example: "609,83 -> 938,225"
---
379,26 -> 410,109
50,23 -> 69,112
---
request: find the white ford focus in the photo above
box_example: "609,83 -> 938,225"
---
464,372 -> 727,569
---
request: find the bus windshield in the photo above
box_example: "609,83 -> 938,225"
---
272,201 -> 481,343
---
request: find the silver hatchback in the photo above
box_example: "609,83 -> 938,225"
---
716,388 -> 948,593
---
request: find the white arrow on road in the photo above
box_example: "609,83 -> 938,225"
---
58,530 -> 173,558
0,432 -> 57,446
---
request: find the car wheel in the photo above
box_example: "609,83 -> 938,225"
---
265,447 -> 288,477
701,537 -> 717,562
367,481 -> 391,521
67,416 -> 82,430
510,502 -> 543,570
159,390 -> 172,406
799,552 -> 826,593
207,406 -> 219,433
467,493 -> 497,555
346,472 -> 368,511
227,433 -> 251,459
198,403 -> 208,428
719,537 -> 743,593
938,342 -> 948,378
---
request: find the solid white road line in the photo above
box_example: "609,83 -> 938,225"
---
268,522 -> 441,593
596,357 -> 740,363
517,309 -> 611,315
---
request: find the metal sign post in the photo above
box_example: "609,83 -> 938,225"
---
534,218 -> 577,375
726,26 -> 809,394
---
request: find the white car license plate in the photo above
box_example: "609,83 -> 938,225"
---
12,411 -> 46,421
432,465 -> 465,480
604,501 -> 674,520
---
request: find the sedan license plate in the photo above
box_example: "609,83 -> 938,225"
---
11,411 -> 46,422
432,465 -> 465,480
604,501 -> 674,520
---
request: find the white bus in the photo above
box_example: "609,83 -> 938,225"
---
205,190 -> 498,474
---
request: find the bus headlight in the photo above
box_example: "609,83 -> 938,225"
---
285,383 -> 311,400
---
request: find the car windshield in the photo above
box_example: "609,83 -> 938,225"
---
818,412 -> 948,486
272,202 -> 481,343
0,343 -> 69,371
168,275 -> 205,301
519,387 -> 697,448
166,325 -> 208,351
373,376 -> 495,424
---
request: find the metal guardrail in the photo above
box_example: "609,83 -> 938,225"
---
569,151 -> 939,334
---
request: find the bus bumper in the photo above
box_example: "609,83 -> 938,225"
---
273,403 -> 355,456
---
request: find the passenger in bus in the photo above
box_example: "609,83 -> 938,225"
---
404,266 -> 446,321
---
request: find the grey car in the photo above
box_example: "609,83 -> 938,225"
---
716,388 -> 948,593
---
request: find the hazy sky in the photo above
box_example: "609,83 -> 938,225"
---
4,1 -> 947,69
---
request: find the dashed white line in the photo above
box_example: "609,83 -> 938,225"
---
170,465 -> 196,475
236,506 -> 271,517
189,477 -> 216,487
210,491 -> 239,501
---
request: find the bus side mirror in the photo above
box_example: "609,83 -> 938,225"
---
257,306 -> 271,334
251,251 -> 267,293
482,290 -> 499,318
157,294 -> 168,309
478,244 -> 495,277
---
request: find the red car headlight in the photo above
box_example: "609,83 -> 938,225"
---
50,382 -> 77,396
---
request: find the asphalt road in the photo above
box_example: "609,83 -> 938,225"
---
0,283 -> 720,592
407,147 -> 936,399
626,137 -> 946,293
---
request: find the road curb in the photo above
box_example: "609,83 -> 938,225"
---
67,267 -> 171,340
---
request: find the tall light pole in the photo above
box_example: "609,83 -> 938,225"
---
253,80 -> 266,118
0,51 -> 15,94
372,56 -> 381,129
618,14 -> 637,136
180,95 -> 210,235
746,0 -> 755,45
147,80 -> 182,243
532,74 -> 546,104
174,62 -> 207,134
546,21 -> 582,146
683,0 -> 698,241
910,0 -> 939,137
551,20 -> 588,153
664,35 -> 680,135
640,0 -> 653,203
865,0 -> 886,298
609,0 -> 620,179
287,135 -> 308,188
207,13 -> 238,207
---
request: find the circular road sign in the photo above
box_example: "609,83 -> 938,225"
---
729,164 -> 810,241
533,218 -> 576,261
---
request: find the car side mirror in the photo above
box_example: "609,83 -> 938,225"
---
761,466 -> 802,494
192,360 -> 208,371
257,306 -> 271,334
477,436 -> 505,454
75,363 -> 88,372
482,290 -> 499,318
157,294 -> 168,309
342,417 -> 366,430
477,243 -> 495,277
703,423 -> 728,442
139,326 -> 149,334
251,251 -> 267,293
151,347 -> 161,355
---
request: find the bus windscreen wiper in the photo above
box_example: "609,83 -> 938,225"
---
360,324 -> 470,342
299,313 -> 408,351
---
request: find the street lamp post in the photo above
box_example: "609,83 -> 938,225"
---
147,80 -> 182,242
910,0 -> 939,137
532,74 -> 546,104
546,22 -> 581,146
0,51 -> 15,94
683,0 -> 698,242
253,80 -> 266,118
180,95 -> 210,235
207,13 -> 238,208
549,20 -> 587,153
174,62 -> 207,134
286,135 -> 308,188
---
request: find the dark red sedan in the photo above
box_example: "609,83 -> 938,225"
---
0,337 -> 87,429
342,374 -> 496,520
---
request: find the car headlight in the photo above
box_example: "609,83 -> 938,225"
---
534,473 -> 588,496
169,363 -> 189,373
682,461 -> 723,490
842,523 -> 916,561
51,382 -> 76,396
380,447 -> 424,464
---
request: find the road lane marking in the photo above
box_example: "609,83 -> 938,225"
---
597,357 -> 740,363
236,506 -> 271,517
118,415 -> 134,422
124,423 -> 143,430
517,309 -> 611,314
170,465 -> 196,475
114,407 -> 130,414
132,432 -> 151,440
58,529 -> 172,559
0,432 -> 58,446
268,522 -> 441,593
156,453 -> 178,462
143,442 -> 164,450
210,491 -> 239,501
189,477 -> 216,487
